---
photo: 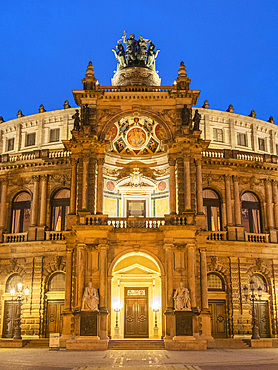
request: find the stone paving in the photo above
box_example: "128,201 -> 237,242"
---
1,348 -> 278,370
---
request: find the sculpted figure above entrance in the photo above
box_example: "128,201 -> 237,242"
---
173,282 -> 191,311
82,282 -> 99,311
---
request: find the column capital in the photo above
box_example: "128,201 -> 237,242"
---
82,153 -> 90,162
233,175 -> 239,182
0,178 -> 8,185
70,157 -> 78,166
77,243 -> 87,250
187,243 -> 196,250
225,174 -> 231,181
96,154 -> 105,164
32,175 -> 40,182
98,243 -> 109,250
199,246 -> 207,253
41,174 -> 48,181
168,155 -> 176,166
164,243 -> 174,251
195,158 -> 202,166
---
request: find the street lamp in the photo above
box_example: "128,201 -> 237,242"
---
113,307 -> 120,339
10,283 -> 29,340
243,280 -> 262,340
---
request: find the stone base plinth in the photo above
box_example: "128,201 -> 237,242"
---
164,339 -> 207,351
0,339 -> 29,348
247,339 -> 273,348
66,336 -> 108,350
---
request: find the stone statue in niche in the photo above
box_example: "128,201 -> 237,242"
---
193,109 -> 201,131
173,282 -> 191,311
82,282 -> 99,311
72,109 -> 80,131
181,105 -> 192,126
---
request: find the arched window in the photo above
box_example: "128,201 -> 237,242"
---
241,192 -> 261,233
203,189 -> 222,231
207,273 -> 225,291
51,189 -> 70,231
250,273 -> 267,293
5,274 -> 22,293
11,192 -> 31,233
48,272 -> 66,292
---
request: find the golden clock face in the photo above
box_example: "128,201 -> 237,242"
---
105,115 -> 167,156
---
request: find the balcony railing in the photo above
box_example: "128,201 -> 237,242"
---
45,231 -> 66,240
3,232 -> 28,243
245,233 -> 269,243
85,215 -> 187,227
207,231 -> 227,241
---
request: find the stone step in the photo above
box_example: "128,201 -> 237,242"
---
207,338 -> 250,349
108,339 -> 165,350
24,339 -> 49,348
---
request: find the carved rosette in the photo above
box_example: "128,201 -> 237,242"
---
111,66 -> 161,86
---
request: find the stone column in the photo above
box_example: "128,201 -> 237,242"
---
164,243 -> 175,339
39,175 -> 48,226
200,248 -> 209,312
184,156 -> 191,211
64,248 -> 73,311
265,179 -> 274,229
69,158 -> 78,214
99,243 -> 108,340
0,179 -> 7,229
30,176 -> 40,226
96,155 -> 105,214
225,175 -> 233,226
169,156 -> 176,214
272,181 -> 278,229
196,159 -> 203,214
233,176 -> 241,226
82,155 -> 89,211
187,244 -> 196,309
77,244 -> 86,309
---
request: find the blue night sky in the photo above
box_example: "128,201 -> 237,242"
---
0,1 -> 277,122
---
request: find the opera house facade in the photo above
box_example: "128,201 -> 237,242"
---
0,34 -> 277,350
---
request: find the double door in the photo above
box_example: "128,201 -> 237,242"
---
209,300 -> 227,338
2,301 -> 18,338
124,287 -> 148,338
255,301 -> 270,338
46,300 -> 64,337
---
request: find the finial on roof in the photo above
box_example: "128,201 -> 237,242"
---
249,110 -> 256,118
39,104 -> 46,113
202,100 -> 210,109
17,110 -> 24,118
82,61 -> 98,90
63,100 -> 71,109
0,116 -> 4,123
226,104 -> 234,113
174,61 -> 191,90
268,116 -> 274,123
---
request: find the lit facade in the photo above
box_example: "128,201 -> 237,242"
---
0,40 -> 278,349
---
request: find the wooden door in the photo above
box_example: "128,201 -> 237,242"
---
209,300 -> 227,338
255,301 -> 270,338
46,300 -> 64,337
124,287 -> 148,338
2,301 -> 18,338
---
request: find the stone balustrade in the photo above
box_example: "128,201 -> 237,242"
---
3,232 -> 28,243
45,231 -> 66,240
207,231 -> 227,241
245,232 -> 269,243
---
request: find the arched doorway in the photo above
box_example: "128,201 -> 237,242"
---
45,272 -> 65,337
110,251 -> 162,339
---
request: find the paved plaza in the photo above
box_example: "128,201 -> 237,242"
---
1,348 -> 278,370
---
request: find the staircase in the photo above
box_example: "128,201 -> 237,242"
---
24,339 -> 49,348
108,339 -> 165,350
207,338 -> 250,349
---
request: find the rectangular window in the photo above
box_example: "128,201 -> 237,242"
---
213,128 -> 224,142
258,138 -> 266,151
26,133 -> 36,147
50,128 -> 60,143
237,132 -> 247,147
7,138 -> 15,151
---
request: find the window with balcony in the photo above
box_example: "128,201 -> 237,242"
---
11,192 -> 31,233
50,128 -> 60,143
203,189 -> 222,231
26,133 -> 36,147
237,132 -> 247,147
213,128 -> 224,142
7,138 -> 15,152
51,189 -> 70,231
241,192 -> 262,233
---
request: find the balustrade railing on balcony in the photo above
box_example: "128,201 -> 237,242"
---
45,231 -> 66,240
3,232 -> 28,243
85,215 -> 187,227
207,231 -> 227,241
245,232 -> 269,243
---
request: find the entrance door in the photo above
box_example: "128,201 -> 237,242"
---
2,301 -> 18,338
255,301 -> 270,338
46,300 -> 64,337
127,200 -> 146,217
124,287 -> 148,338
209,300 -> 227,338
